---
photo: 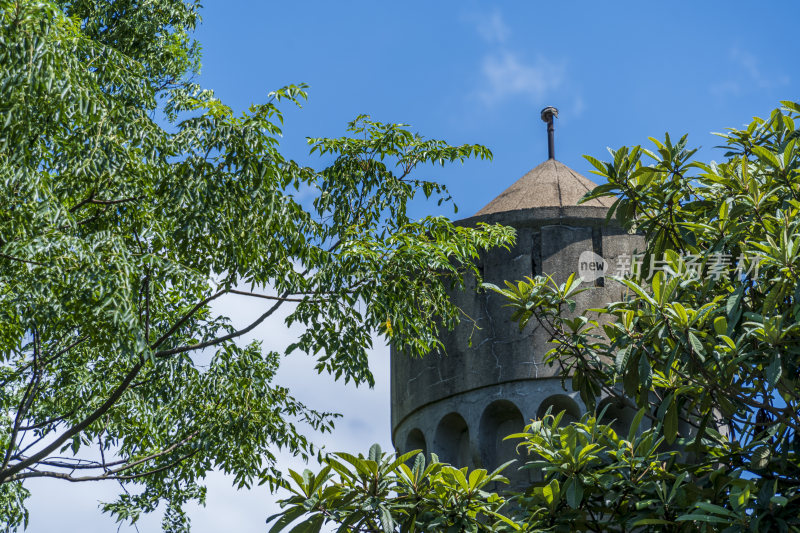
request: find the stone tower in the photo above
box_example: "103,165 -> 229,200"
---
390,108 -> 644,482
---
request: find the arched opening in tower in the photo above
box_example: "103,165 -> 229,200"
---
479,400 -> 526,483
434,412 -> 471,467
597,396 -> 639,438
537,394 -> 582,427
404,428 -> 428,460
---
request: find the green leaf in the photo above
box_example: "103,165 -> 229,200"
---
751,145 -> 782,169
750,446 -> 770,470
633,519 -> 674,526
713,316 -> 727,335
664,399 -> 678,445
288,514 -> 324,533
566,479 -> 584,509
383,450 -> 421,474
692,502 -> 738,518
449,466 -> 469,491
614,345 -> 633,373
333,453 -> 374,477
652,271 -> 664,304
620,279 -> 657,307
671,302 -> 688,325
542,478 -> 560,509
770,495 -> 788,506
486,510 -> 522,530
627,407 -> 647,442
676,514 -> 733,524
782,100 -> 800,114
688,332 -> 705,356
468,469 -> 487,490
380,508 -> 394,533
638,352 -> 652,386
369,443 -> 382,462
268,507 -> 307,533
765,355 -> 782,387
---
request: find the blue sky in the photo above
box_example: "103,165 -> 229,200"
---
193,1 -> 795,217
24,1 -> 798,531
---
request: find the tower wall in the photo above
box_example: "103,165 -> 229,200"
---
390,205 -> 645,473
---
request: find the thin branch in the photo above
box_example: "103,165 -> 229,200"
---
17,410 -> 77,431
144,274 -> 151,342
154,294 -> 288,358
0,359 -> 144,482
10,431 -> 50,462
0,252 -> 44,266
28,429 -> 201,475
112,430 -> 200,475
0,335 -> 86,390
227,289 -> 308,303
2,328 -> 42,471
70,194 -> 143,214
35,457 -> 119,470
85,196 -> 143,207
7,451 -> 198,483
150,289 -> 227,350
69,192 -> 96,213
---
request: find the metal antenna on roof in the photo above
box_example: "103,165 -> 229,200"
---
540,106 -> 559,160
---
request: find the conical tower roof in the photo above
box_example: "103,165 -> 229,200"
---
475,106 -> 613,217
474,158 -> 613,216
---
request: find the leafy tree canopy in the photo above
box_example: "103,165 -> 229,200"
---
275,103 -> 800,532
0,1 -> 513,530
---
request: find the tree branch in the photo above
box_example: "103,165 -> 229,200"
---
0,252 -> 44,266
2,328 -> 43,471
227,289 -> 309,303
150,289 -> 227,350
154,294 -> 288,358
0,359 -> 144,482
6,451 -> 198,482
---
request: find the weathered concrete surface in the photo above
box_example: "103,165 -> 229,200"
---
390,160 -> 646,476
393,378 -> 585,484
390,211 -> 644,431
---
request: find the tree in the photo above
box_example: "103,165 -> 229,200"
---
0,1 -> 513,530
268,445 -> 515,533
273,103 -> 800,532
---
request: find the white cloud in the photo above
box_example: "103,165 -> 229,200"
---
733,50 -> 763,85
731,49 -> 777,88
475,10 -> 510,44
464,8 -> 569,109
710,48 -> 789,98
571,95 -> 586,118
709,79 -> 741,99
25,290 -> 392,533
477,51 -> 565,106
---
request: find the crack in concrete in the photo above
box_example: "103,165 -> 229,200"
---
480,293 -> 503,375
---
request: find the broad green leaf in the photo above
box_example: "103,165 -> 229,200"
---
566,479 -> 584,509
664,400 -> 678,445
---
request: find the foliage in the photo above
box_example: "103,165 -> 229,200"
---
488,101 -> 800,531
284,103 -> 800,532
0,0 -> 513,530
269,444 -> 515,533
